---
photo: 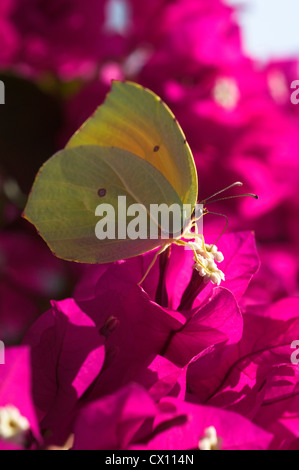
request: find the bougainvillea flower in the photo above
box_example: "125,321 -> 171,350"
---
0,346 -> 39,449
138,397 -> 273,451
75,274 -> 189,399
73,260 -> 242,401
32,230 -> 250,410
72,383 -> 273,450
64,230 -> 260,403
187,297 -> 299,449
182,61 -> 270,140
23,299 -> 105,445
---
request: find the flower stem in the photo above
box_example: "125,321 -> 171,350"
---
178,269 -> 206,311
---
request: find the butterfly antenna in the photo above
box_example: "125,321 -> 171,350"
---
200,182 -> 243,204
204,193 -> 258,205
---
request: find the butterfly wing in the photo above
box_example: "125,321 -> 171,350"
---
24,145 -> 184,263
67,81 -> 198,209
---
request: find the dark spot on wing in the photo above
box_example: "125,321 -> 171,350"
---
154,145 -> 160,152
183,139 -> 187,144
98,188 -> 107,198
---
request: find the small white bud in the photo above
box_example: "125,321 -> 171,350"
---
0,405 -> 30,446
199,426 -> 222,451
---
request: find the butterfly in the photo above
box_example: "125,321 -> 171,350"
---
24,80 -> 257,274
24,81 -> 198,264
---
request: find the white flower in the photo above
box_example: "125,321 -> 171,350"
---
191,238 -> 225,285
213,77 -> 240,110
0,405 -> 30,446
199,426 -> 222,451
205,244 -> 224,263
193,256 -> 225,286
